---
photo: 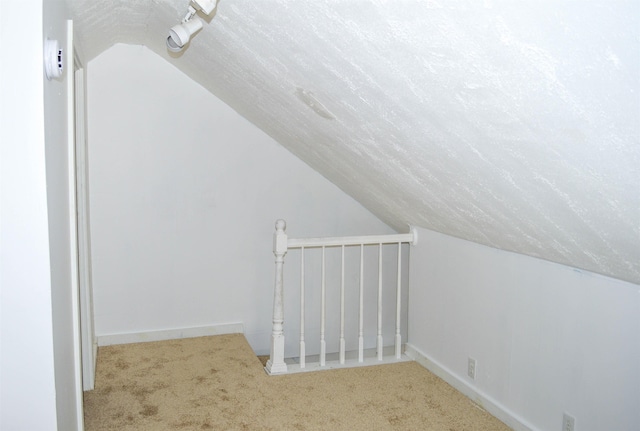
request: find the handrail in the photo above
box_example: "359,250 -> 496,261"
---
265,219 -> 417,375
288,231 -> 417,249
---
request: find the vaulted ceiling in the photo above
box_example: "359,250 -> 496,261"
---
67,0 -> 639,284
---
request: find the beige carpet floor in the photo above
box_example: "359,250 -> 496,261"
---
84,334 -> 511,430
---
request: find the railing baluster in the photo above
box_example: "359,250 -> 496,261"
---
300,248 -> 306,368
377,243 -> 383,361
339,245 -> 345,364
320,246 -> 326,366
358,244 -> 364,363
395,242 -> 402,359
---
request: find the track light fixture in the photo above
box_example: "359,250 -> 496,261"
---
167,17 -> 203,52
167,0 -> 218,53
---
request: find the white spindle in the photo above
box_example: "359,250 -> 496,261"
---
395,242 -> 402,359
377,243 -> 383,361
300,248 -> 306,369
358,244 -> 364,363
266,220 -> 288,374
339,245 -> 345,364
320,246 -> 326,366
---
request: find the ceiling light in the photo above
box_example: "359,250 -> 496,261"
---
167,17 -> 203,52
166,0 -> 218,53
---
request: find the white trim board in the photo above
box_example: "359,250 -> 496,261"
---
97,323 -> 244,346
404,343 -> 538,431
276,345 -> 412,375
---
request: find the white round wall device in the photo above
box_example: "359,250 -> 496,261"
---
44,39 -> 64,80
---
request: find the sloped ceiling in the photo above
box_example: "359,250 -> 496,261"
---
68,0 -> 639,284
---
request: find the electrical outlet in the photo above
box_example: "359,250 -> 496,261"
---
467,357 -> 476,380
562,412 -> 575,431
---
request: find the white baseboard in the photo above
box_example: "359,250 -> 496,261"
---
404,343 -> 538,431
97,323 -> 244,346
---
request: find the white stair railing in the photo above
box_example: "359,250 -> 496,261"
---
265,220 -> 417,375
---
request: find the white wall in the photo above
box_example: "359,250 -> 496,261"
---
0,1 -> 59,430
408,227 -> 640,431
86,44 -> 400,356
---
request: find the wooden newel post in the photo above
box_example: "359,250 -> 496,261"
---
266,219 -> 288,374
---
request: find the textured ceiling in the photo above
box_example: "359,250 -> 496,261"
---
67,0 -> 640,284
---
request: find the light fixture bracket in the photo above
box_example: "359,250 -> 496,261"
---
191,0 -> 217,16
182,5 -> 197,22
